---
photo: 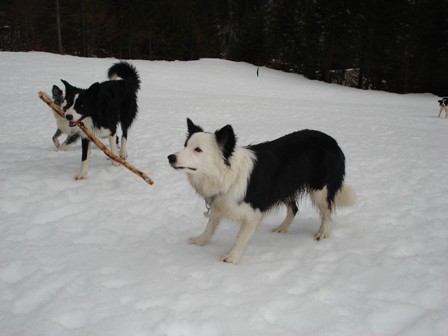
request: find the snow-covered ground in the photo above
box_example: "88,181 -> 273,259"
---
0,52 -> 447,336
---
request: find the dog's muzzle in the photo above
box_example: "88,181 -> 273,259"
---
65,114 -> 77,127
167,154 -> 196,171
168,154 -> 177,166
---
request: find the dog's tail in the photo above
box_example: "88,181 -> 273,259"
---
334,184 -> 357,208
311,184 -> 357,211
108,61 -> 141,93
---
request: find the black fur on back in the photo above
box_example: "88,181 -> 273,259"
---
243,129 -> 346,212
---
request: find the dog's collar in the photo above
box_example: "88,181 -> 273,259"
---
203,194 -> 221,218
204,201 -> 211,218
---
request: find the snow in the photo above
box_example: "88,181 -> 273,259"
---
0,51 -> 447,336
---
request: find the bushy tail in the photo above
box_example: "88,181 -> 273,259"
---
108,61 -> 141,93
334,184 -> 357,208
311,184 -> 357,212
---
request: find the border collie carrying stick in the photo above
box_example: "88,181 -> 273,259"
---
38,91 -> 154,185
168,119 -> 356,264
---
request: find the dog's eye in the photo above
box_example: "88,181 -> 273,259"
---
194,147 -> 202,153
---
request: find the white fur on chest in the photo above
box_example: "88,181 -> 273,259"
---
188,147 -> 256,219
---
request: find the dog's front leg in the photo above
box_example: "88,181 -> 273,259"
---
189,215 -> 221,246
52,129 -> 62,149
221,214 -> 262,264
60,133 -> 80,151
76,138 -> 91,180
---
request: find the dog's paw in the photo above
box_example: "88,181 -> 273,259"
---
120,150 -> 128,160
314,231 -> 329,241
58,143 -> 67,151
75,173 -> 87,180
272,225 -> 288,233
111,160 -> 120,167
220,254 -> 240,264
188,236 -> 208,246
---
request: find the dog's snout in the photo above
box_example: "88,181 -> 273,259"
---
168,154 -> 177,164
65,114 -> 73,121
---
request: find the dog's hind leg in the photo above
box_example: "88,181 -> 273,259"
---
119,127 -> 129,160
109,135 -> 120,166
272,201 -> 298,233
189,215 -> 221,246
120,136 -> 128,159
311,187 -> 333,240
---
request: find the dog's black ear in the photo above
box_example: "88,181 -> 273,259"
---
185,118 -> 204,146
61,79 -> 77,97
215,124 -> 236,166
60,79 -> 71,90
187,118 -> 203,135
52,85 -> 63,101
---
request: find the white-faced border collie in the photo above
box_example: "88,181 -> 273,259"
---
51,85 -> 81,150
438,97 -> 448,118
168,119 -> 357,264
61,61 -> 140,180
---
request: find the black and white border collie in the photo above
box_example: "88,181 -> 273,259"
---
51,85 -> 81,150
61,61 -> 140,180
438,97 -> 448,118
168,119 -> 357,264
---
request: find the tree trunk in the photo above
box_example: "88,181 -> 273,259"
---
55,0 -> 63,54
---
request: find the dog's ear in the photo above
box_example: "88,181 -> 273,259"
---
61,79 -> 78,97
86,82 -> 100,98
52,85 -> 63,101
187,118 -> 203,135
215,124 -> 236,166
185,118 -> 204,146
60,79 -> 72,90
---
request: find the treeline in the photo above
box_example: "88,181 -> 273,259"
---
1,0 -> 447,94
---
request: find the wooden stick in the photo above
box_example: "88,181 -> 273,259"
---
38,91 -> 154,185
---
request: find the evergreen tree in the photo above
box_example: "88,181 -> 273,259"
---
0,0 -> 446,94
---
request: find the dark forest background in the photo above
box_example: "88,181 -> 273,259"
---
1,0 -> 447,95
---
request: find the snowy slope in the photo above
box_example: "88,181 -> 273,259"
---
0,52 -> 447,336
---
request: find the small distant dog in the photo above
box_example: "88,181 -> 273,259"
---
168,119 -> 357,264
61,61 -> 140,180
51,85 -> 80,150
438,97 -> 448,118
